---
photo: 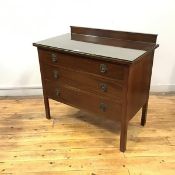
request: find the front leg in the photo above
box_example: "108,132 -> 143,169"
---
120,120 -> 128,152
43,96 -> 51,119
141,101 -> 148,126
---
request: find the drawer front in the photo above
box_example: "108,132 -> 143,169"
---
38,49 -> 125,81
44,80 -> 122,121
41,64 -> 123,102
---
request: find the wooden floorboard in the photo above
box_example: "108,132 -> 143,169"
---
0,95 -> 175,175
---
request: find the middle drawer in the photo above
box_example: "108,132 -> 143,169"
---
41,64 -> 123,102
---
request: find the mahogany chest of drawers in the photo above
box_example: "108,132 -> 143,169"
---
33,26 -> 159,152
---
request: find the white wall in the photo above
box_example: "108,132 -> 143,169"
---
0,0 -> 175,96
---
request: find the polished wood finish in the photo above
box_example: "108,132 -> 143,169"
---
41,64 -> 123,101
33,26 -> 158,152
38,49 -> 125,80
44,80 -> 122,122
71,26 -> 157,43
0,95 -> 175,174
127,51 -> 155,120
71,26 -> 158,51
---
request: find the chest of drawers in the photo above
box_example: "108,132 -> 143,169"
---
33,26 -> 159,152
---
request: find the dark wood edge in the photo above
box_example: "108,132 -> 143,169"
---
33,43 -> 132,65
132,44 -> 159,64
70,26 -> 158,43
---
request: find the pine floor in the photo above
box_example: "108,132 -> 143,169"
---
0,95 -> 175,175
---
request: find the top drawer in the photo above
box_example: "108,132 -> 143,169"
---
38,49 -> 126,81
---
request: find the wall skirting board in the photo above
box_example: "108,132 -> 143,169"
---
150,85 -> 175,92
0,86 -> 43,96
0,85 -> 175,96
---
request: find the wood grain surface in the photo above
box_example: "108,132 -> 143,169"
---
35,27 -> 159,152
38,49 -> 126,80
41,64 -> 123,102
0,95 -> 174,174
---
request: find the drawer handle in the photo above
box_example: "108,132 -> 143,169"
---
51,53 -> 57,63
100,64 -> 108,73
55,88 -> 60,97
99,103 -> 107,112
99,83 -> 107,92
53,70 -> 59,79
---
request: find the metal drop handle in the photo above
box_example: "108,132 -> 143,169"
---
99,103 -> 107,112
53,70 -> 59,79
51,53 -> 57,63
99,83 -> 107,92
55,88 -> 60,97
100,64 -> 108,73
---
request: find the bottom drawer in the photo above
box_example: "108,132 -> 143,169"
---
44,80 -> 122,121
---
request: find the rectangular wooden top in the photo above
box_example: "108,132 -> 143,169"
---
33,26 -> 158,64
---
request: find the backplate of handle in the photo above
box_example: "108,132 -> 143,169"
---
51,53 -> 57,62
53,70 -> 59,79
55,88 -> 60,97
99,102 -> 107,112
100,64 -> 108,73
99,83 -> 107,92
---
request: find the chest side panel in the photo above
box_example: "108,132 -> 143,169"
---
126,51 -> 154,120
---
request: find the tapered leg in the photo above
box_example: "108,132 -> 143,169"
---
120,120 -> 128,152
43,96 -> 51,119
141,101 -> 148,126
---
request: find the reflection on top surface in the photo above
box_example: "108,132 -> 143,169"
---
35,33 -> 146,62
